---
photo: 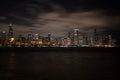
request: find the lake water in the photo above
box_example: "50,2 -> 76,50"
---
0,48 -> 118,80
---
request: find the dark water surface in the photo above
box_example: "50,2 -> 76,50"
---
0,48 -> 118,80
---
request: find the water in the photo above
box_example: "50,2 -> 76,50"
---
0,48 -> 118,80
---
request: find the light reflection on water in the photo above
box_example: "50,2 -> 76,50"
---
0,51 -> 117,80
7,52 -> 16,79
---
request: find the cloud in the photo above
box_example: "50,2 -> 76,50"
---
107,16 -> 120,26
31,10 -> 120,37
0,1 -> 120,37
0,16 -> 7,20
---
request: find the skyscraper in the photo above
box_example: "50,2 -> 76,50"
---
73,29 -> 79,46
48,33 -> 51,42
94,29 -> 98,41
8,23 -> 14,38
27,33 -> 33,42
93,28 -> 98,45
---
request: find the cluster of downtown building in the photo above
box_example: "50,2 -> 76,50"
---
0,24 -> 116,47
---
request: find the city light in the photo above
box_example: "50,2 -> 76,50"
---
10,38 -> 14,42
0,24 -> 116,47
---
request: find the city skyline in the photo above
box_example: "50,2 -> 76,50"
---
0,24 -> 117,47
0,0 -> 120,43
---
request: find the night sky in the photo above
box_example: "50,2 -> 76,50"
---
0,0 -> 120,41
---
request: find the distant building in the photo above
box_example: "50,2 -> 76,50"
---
93,29 -> 98,41
34,33 -> 39,40
48,33 -> 51,42
67,31 -> 74,45
78,32 -> 84,46
1,31 -> 8,46
73,29 -> 79,46
27,33 -> 33,42
8,23 -> 14,38
83,34 -> 89,45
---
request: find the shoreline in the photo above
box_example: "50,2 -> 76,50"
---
0,47 -> 118,52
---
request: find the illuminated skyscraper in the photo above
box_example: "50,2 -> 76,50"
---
108,35 -> 112,45
78,32 -> 84,46
8,23 -> 14,38
73,29 -> 79,46
67,31 -> 74,45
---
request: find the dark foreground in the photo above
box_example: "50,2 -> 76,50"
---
0,47 -> 119,80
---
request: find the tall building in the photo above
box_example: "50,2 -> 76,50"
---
27,33 -> 33,42
108,35 -> 112,45
78,32 -> 84,46
67,31 -> 74,45
73,29 -> 79,46
48,33 -> 51,42
93,28 -> 98,45
94,29 -> 98,41
34,34 -> 39,40
8,23 -> 14,38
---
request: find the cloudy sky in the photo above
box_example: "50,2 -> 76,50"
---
0,0 -> 120,37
